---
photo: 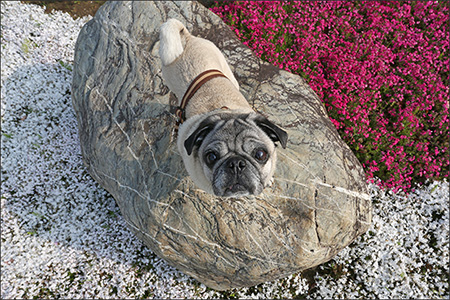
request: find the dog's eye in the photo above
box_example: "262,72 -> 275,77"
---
205,151 -> 219,166
254,149 -> 268,162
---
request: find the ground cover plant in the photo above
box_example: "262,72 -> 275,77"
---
1,1 -> 449,299
211,0 -> 449,193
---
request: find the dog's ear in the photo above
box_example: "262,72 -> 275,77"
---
254,115 -> 288,149
184,121 -> 215,155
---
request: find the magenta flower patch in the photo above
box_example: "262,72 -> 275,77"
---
211,1 -> 449,193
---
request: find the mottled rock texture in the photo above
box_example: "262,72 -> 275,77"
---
72,0 -> 372,290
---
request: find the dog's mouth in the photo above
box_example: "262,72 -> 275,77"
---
212,157 -> 264,197
215,180 -> 263,198
223,183 -> 248,197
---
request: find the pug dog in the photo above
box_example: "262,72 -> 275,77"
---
159,18 -> 288,197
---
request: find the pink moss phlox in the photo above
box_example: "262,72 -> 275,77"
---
211,1 -> 449,193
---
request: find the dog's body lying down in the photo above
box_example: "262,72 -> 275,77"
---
159,19 -> 287,197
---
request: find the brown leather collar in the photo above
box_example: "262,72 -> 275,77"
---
175,69 -> 228,130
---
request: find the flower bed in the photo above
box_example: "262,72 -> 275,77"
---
211,1 -> 449,193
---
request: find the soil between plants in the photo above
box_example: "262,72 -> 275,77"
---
21,0 -> 217,19
22,0 -> 106,19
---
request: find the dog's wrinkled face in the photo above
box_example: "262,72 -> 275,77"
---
183,112 -> 287,197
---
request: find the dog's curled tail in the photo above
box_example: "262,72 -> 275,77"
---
159,18 -> 190,66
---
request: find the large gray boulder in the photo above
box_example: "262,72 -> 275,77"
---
72,1 -> 372,290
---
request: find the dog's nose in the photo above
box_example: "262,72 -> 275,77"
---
227,157 -> 246,174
